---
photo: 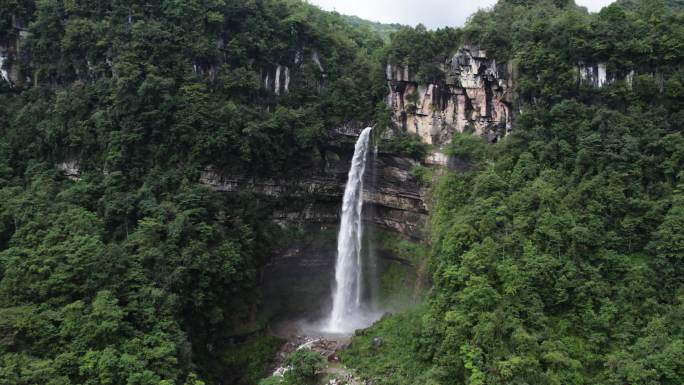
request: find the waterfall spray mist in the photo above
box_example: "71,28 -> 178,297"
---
327,127 -> 373,333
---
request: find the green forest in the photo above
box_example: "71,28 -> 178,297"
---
0,0 -> 682,384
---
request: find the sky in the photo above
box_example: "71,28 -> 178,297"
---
307,0 -> 616,29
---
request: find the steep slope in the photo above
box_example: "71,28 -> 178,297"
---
343,1 -> 684,384
2,0 -> 683,384
0,1 -> 394,384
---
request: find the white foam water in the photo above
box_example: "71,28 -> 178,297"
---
326,127 -> 375,333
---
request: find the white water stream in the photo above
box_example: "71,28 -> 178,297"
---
326,127 -> 375,333
0,54 -> 9,82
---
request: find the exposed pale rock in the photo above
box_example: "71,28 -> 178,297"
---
626,70 -> 635,89
331,121 -> 367,137
260,48 -> 324,94
576,62 -> 632,88
386,63 -> 416,82
263,64 -> 292,95
284,66 -> 290,93
597,63 -> 607,87
425,150 -> 448,166
386,45 -> 513,146
57,160 -> 81,181
0,17 -> 31,86
199,171 -> 342,199
312,51 -> 324,72
275,64 -> 282,94
0,53 -> 8,82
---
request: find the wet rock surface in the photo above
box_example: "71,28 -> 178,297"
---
268,334 -> 367,385
200,143 -> 428,239
200,126 -> 431,323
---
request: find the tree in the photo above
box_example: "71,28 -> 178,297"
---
283,349 -> 325,385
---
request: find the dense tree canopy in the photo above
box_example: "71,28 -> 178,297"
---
0,0 -> 388,383
343,1 -> 684,384
1,0 -> 683,384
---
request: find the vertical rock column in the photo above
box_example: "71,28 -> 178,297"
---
385,44 -> 514,146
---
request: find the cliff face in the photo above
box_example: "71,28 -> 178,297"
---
575,62 -> 655,90
387,45 -> 516,145
385,45 -> 653,148
0,17 -> 30,87
200,127 -> 429,320
200,135 -> 428,239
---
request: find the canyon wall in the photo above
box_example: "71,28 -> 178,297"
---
386,45 -> 516,146
199,132 -> 428,239
575,62 -> 658,90
200,126 -> 429,320
386,45 -> 664,149
0,16 -> 30,87
258,50 -> 327,95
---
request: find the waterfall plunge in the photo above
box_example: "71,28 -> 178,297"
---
0,54 -> 8,82
327,127 -> 375,333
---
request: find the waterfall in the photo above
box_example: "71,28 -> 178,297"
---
275,65 -> 282,95
0,53 -> 8,82
284,66 -> 290,93
327,127 -> 373,333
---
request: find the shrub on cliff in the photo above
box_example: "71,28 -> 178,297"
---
382,132 -> 430,160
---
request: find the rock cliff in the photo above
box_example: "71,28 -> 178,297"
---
0,16 -> 30,87
386,45 -> 658,148
259,49 -> 327,95
575,62 -> 656,90
200,127 -> 429,320
386,45 -> 516,145
200,142 -> 428,239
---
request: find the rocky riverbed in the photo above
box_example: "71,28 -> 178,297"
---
267,333 -> 367,385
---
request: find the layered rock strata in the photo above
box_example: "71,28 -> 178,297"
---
386,45 -> 515,145
0,16 -> 30,87
200,129 -> 429,320
199,150 -> 427,238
